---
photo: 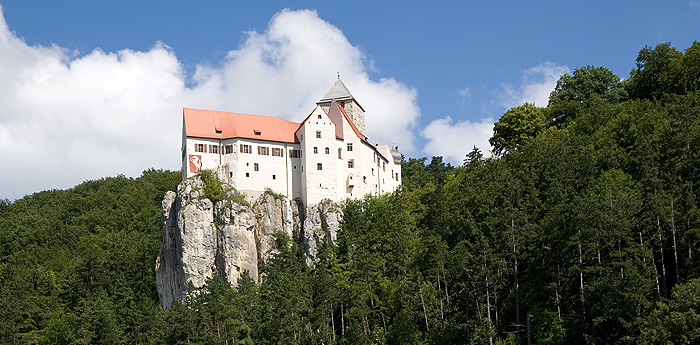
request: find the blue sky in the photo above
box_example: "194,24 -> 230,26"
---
0,1 -> 698,199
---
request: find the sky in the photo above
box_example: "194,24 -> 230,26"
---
0,1 -> 698,200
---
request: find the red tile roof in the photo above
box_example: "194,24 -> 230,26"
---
183,108 -> 300,143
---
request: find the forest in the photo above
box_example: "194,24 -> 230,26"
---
1,41 -> 699,344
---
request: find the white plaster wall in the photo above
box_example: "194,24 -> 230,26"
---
301,106 -> 338,206
183,137 -> 224,179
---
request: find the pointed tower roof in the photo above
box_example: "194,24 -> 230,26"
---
317,77 -> 364,111
318,78 -> 355,102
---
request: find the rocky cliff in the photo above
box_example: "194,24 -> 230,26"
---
155,178 -> 341,309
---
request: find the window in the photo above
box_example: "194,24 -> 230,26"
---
254,130 -> 261,136
383,162 -> 385,171
396,174 -> 399,181
314,147 -> 318,154
338,148 -> 342,159
272,175 -> 276,180
317,163 -> 323,170
372,168 -> 374,175
272,148 -> 283,157
211,145 -> 219,154
348,159 -> 354,168
196,143 -> 205,152
229,172 -> 233,178
347,143 -> 353,151
258,146 -> 269,155
325,147 -> 329,154
254,163 -> 259,171
246,172 -> 249,177
225,145 -> 233,154
290,149 -> 301,158
363,176 -> 367,183
240,144 -> 251,153
316,130 -> 322,138
318,114 -> 322,119
216,129 -> 222,134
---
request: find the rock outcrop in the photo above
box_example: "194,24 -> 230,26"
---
155,178 -> 341,309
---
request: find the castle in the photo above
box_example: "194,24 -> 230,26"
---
181,78 -> 402,206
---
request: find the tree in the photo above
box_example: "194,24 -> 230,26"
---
548,65 -> 627,127
490,103 -> 547,156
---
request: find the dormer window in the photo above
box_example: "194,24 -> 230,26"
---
254,130 -> 261,136
216,129 -> 222,134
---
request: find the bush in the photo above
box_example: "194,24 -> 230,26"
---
199,169 -> 224,203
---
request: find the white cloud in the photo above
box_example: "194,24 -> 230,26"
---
421,62 -> 568,165
500,61 -> 569,108
0,7 -> 420,199
422,116 -> 494,165
458,87 -> 471,106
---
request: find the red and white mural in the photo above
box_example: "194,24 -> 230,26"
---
188,155 -> 202,173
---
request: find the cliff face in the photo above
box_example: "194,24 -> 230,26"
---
155,178 -> 341,309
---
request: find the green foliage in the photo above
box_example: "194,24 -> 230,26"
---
490,102 -> 547,156
263,188 -> 285,200
548,65 -> 627,127
0,169 -> 180,344
199,169 -> 225,203
3,41 -> 700,344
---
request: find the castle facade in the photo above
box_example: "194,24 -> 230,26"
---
181,79 -> 402,206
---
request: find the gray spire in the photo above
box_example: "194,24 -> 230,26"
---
318,78 -> 355,103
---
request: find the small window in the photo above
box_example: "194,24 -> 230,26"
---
338,148 -> 342,159
347,143 -> 353,151
196,143 -> 205,152
229,172 -> 233,178
348,159 -> 354,168
216,129 -> 223,134
316,130 -> 321,138
363,176 -> 367,183
314,147 -> 318,154
325,147 -> 330,154
383,162 -> 385,171
246,172 -> 250,177
318,114 -> 322,119
372,168 -> 374,175
317,163 -> 323,170
272,175 -> 276,180
254,163 -> 259,171
254,130 -> 261,136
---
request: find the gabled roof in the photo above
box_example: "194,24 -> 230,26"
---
183,108 -> 300,143
318,78 -> 355,103
295,101 -> 370,145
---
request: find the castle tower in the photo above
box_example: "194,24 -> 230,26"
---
317,78 -> 366,136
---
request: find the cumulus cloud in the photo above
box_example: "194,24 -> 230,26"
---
0,7 -> 419,199
421,62 -> 568,165
500,61 -> 569,108
422,116 -> 494,164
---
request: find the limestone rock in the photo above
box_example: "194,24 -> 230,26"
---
155,179 -> 342,309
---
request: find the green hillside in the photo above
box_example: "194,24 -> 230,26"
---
2,41 -> 700,344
